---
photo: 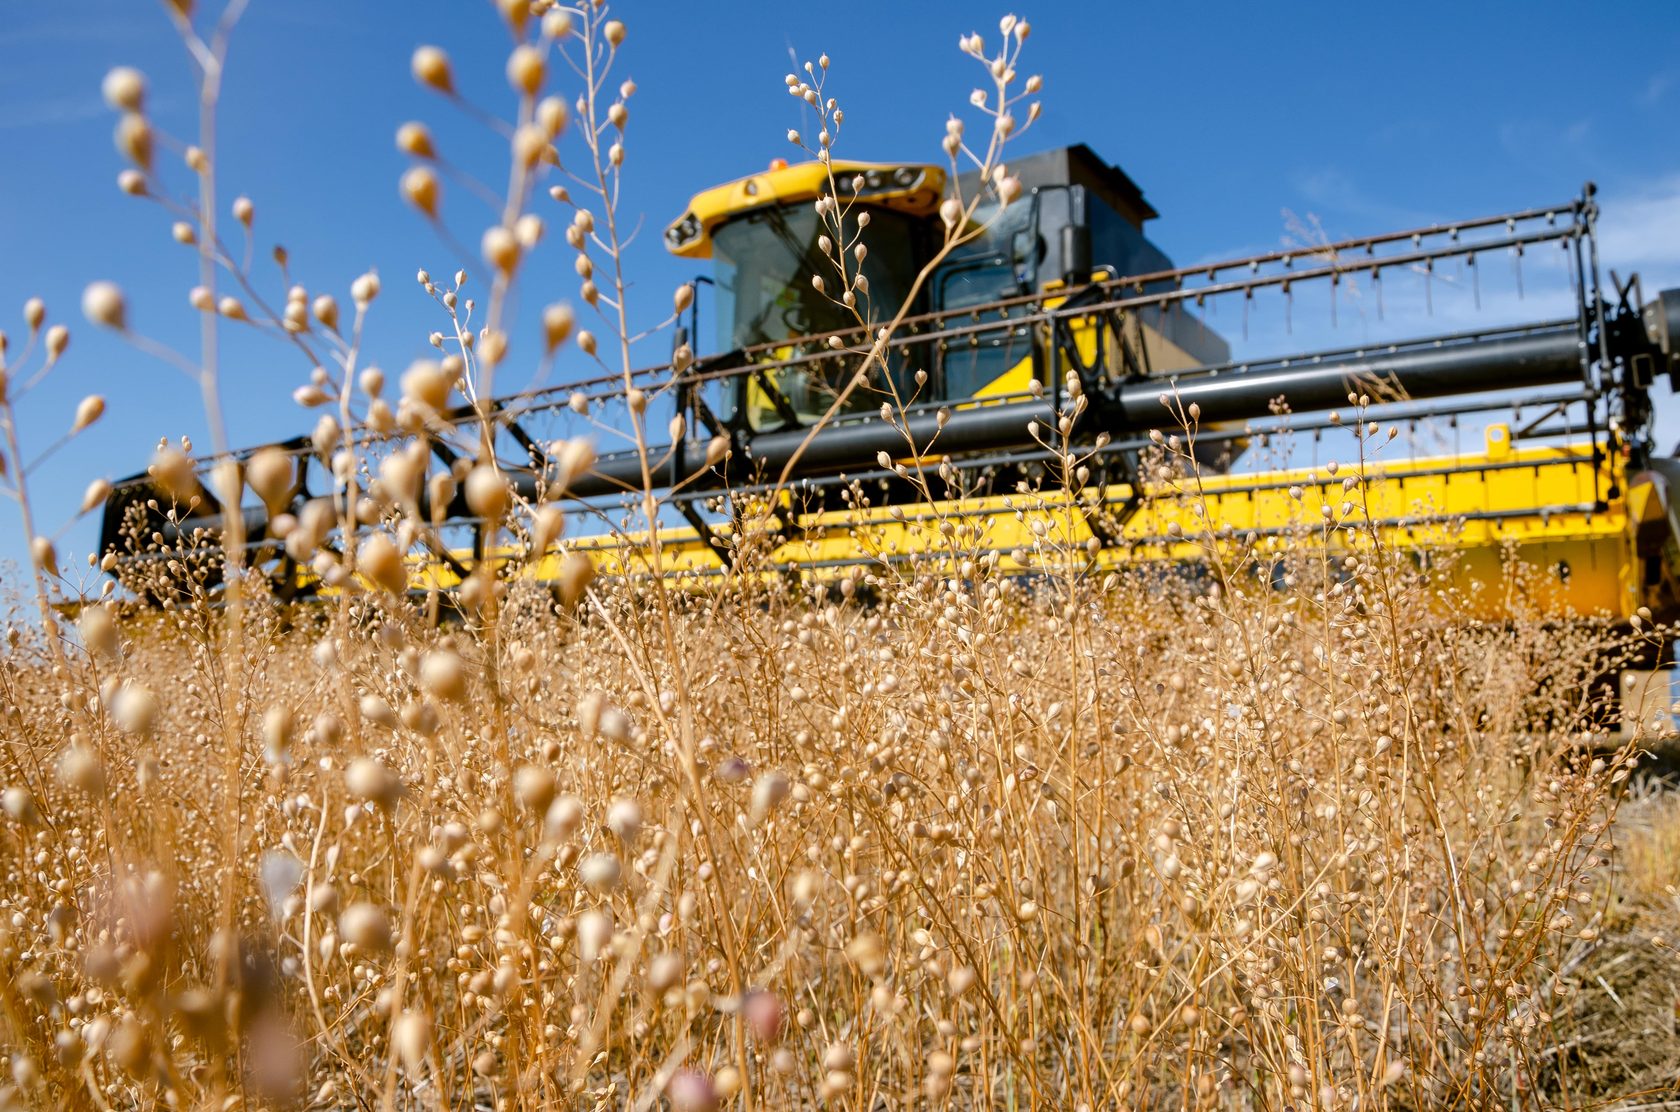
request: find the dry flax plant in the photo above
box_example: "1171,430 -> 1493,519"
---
0,4 -> 1675,1112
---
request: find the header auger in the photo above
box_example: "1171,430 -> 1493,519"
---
102,145 -> 1680,629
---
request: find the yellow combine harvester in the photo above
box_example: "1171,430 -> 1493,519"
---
102,146 -> 1680,634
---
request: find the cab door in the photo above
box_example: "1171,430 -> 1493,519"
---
932,202 -> 1042,404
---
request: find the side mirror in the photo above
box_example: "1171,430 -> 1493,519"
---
1062,222 -> 1092,287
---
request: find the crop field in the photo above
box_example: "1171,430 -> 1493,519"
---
4,501 -> 1680,1109
1,1 -> 1678,1109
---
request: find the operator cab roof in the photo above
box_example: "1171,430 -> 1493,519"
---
664,159 -> 945,258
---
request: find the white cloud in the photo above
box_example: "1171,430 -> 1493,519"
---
1641,71 -> 1676,106
1199,174 -> 1680,365
1164,173 -> 1680,469
1592,174 -> 1680,289
0,97 -> 109,131
1288,166 -> 1432,227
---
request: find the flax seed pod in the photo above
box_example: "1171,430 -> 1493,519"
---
78,604 -> 120,662
30,537 -> 57,578
576,909 -> 612,962
465,465 -> 510,521
338,903 -> 392,953
401,360 -> 451,411
507,44 -> 544,95
59,747 -> 106,795
420,650 -> 467,702
743,990 -> 785,1043
482,227 -> 521,274
580,853 -> 621,892
114,114 -> 152,169
647,951 -> 683,993
542,8 -> 573,38
1,787 -> 39,826
544,794 -> 584,840
102,67 -> 146,112
537,96 -> 568,138
72,394 -> 105,433
411,46 -> 453,93
542,303 -> 574,353
45,324 -> 68,361
311,414 -> 340,458
514,765 -> 556,815
427,472 -> 456,517
346,758 -> 402,811
392,1010 -> 431,1074
513,123 -> 548,169
80,478 -> 111,514
495,0 -> 528,31
401,167 -> 440,219
395,121 -> 435,159
576,691 -> 604,737
667,1071 -> 717,1112
606,798 -> 642,842
553,437 -> 595,492
517,506 -> 561,561
557,552 -> 594,606
478,329 -> 508,367
262,705 -> 293,764
81,283 -> 126,331
351,272 -> 380,306
357,534 -> 407,595
247,447 -> 294,516
750,771 -> 789,826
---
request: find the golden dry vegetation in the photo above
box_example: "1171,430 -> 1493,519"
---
0,2 -> 1677,1110
4,484 -> 1680,1109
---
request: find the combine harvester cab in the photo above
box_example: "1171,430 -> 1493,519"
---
663,144 -> 1233,471
100,148 -> 1680,722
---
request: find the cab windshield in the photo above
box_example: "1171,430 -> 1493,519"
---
713,204 -> 921,427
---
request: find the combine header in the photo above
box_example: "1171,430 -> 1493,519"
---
101,145 -> 1680,631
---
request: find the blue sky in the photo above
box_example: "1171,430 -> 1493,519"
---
1,0 -> 1677,583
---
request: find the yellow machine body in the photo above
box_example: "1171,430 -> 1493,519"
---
314,286 -> 1658,623
266,381 -> 1664,626
368,424 -> 1647,624
282,157 -> 1680,628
